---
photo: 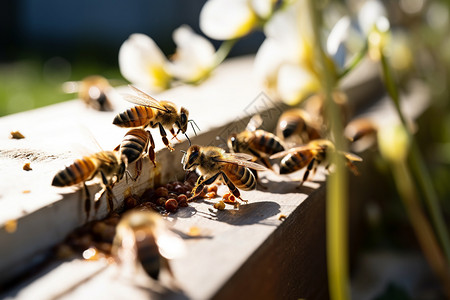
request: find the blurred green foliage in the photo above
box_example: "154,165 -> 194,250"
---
0,57 -> 122,116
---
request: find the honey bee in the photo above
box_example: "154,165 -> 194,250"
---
344,117 -> 378,152
182,145 -> 267,202
115,128 -> 156,180
228,115 -> 285,169
270,139 -> 362,186
63,75 -> 114,111
113,85 -> 191,151
275,108 -> 322,145
52,151 -> 126,218
112,211 -> 184,281
303,91 -> 349,132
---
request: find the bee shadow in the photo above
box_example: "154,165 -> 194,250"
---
131,282 -> 190,300
209,201 -> 281,226
256,173 -> 319,195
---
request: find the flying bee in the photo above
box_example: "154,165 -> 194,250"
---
63,75 -> 114,111
344,117 -> 378,152
112,211 -> 184,282
270,139 -> 362,186
276,108 -> 322,145
113,85 -> 194,151
303,91 -> 349,133
228,114 -> 285,170
182,145 -> 267,202
115,128 -> 156,180
52,150 -> 126,219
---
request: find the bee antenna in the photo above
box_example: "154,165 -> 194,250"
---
184,133 -> 192,146
188,119 -> 200,136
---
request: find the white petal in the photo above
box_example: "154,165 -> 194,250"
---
168,25 -> 216,82
118,34 -> 171,91
327,16 -> 351,56
263,0 -> 312,61
200,0 -> 257,40
358,0 -> 387,34
250,0 -> 275,19
277,64 -> 319,105
254,38 -> 286,87
327,16 -> 351,69
264,4 -> 298,43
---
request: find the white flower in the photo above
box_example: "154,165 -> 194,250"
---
358,0 -> 388,35
199,0 -> 276,40
326,0 -> 390,69
277,64 -> 320,105
118,33 -> 171,92
327,16 -> 353,69
167,25 -> 216,83
254,0 -> 320,105
119,27 -> 216,90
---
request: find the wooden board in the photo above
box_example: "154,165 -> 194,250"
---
0,55 -> 429,299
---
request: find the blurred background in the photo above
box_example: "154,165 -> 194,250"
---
0,0 -> 265,116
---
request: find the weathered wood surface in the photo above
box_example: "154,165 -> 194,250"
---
0,56 -> 275,283
0,55 -> 429,299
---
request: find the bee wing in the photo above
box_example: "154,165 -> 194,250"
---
269,145 -> 322,159
246,114 -> 263,132
226,152 -> 254,161
122,85 -> 171,112
94,150 -> 117,164
340,151 -> 363,162
156,229 -> 186,260
216,153 -> 268,171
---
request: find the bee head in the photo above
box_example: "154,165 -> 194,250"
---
183,145 -> 201,170
177,107 -> 189,134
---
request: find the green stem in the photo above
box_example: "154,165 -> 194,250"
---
391,161 -> 450,298
213,39 -> 238,68
337,41 -> 368,80
310,2 -> 350,300
380,51 -> 450,263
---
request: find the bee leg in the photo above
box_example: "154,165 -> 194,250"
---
324,163 -> 330,173
124,170 -> 133,184
259,156 -> 273,170
147,130 -> 157,167
248,148 -> 273,170
134,158 -> 143,180
221,172 -> 247,203
346,159 -> 360,175
170,128 -> 181,142
83,183 -> 91,220
189,173 -> 221,200
298,158 -> 316,188
161,257 -> 175,279
94,172 -> 115,214
158,123 -> 174,151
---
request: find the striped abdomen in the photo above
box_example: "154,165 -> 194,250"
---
250,130 -> 285,155
113,106 -> 155,128
222,163 -> 256,191
136,232 -> 161,280
279,151 -> 313,174
52,157 -> 98,187
119,129 -> 149,164
277,110 -> 308,139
